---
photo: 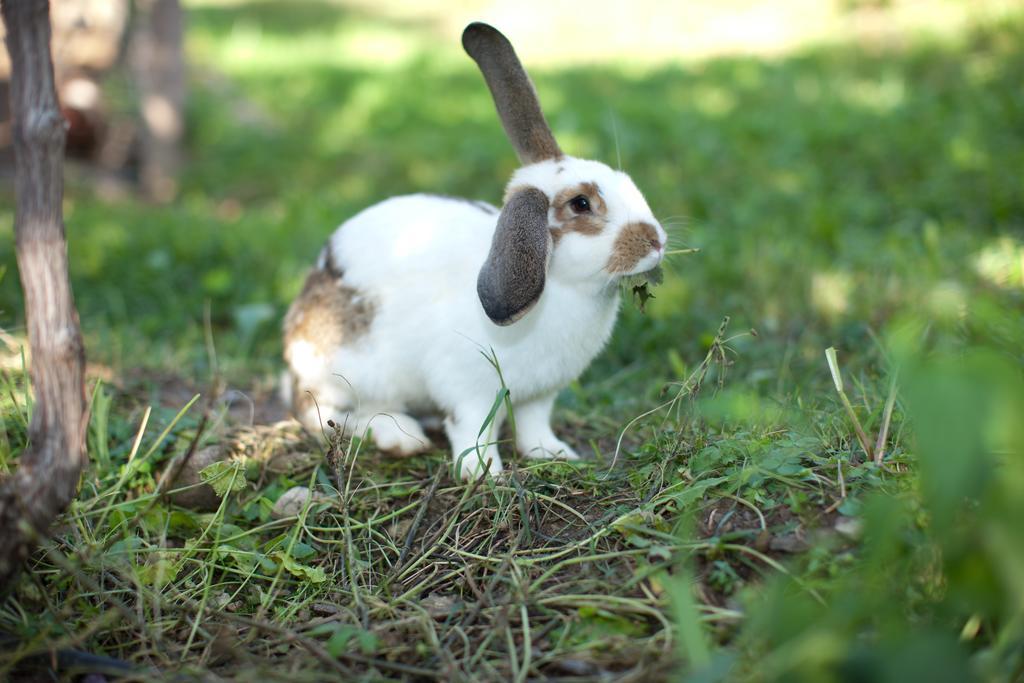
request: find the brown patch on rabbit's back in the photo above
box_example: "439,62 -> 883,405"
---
607,221 -> 661,273
283,269 -> 375,361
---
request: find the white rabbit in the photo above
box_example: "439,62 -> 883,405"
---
283,22 -> 666,480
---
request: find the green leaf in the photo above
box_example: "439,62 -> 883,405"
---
109,536 -> 145,555
623,265 -> 664,312
272,551 -> 327,583
564,605 -> 645,646
136,557 -> 179,588
837,497 -> 861,516
669,570 -> 711,669
218,544 -> 258,572
760,448 -> 805,476
312,623 -> 379,657
290,541 -> 316,560
256,554 -> 279,573
326,628 -> 352,657
200,460 -> 247,497
670,475 -> 731,508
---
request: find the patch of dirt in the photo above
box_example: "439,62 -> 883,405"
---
115,368 -> 289,425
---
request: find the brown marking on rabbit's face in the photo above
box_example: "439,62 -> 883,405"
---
607,221 -> 662,273
283,269 -> 375,363
504,157 -> 666,285
550,182 -> 607,243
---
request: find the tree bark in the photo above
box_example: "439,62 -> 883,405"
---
0,0 -> 87,590
130,0 -> 185,202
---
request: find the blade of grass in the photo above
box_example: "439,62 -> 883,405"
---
825,347 -> 874,461
874,373 -> 899,464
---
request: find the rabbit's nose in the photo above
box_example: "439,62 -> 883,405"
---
649,238 -> 662,250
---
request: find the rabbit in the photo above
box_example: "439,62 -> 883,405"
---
282,22 -> 667,480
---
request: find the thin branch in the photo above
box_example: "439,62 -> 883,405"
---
0,0 -> 88,590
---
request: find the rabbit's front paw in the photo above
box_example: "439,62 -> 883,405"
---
456,448 -> 504,480
367,414 -> 432,456
522,438 -> 580,461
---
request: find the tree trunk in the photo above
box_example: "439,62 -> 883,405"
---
0,0 -> 87,590
130,0 -> 184,203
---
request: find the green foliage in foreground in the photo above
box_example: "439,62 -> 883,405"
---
1,2 -> 1023,680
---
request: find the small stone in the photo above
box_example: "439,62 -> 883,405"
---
835,516 -> 863,539
312,602 -> 341,616
271,486 -> 324,520
167,445 -> 227,511
769,533 -> 810,553
550,659 -> 598,676
421,594 -> 457,618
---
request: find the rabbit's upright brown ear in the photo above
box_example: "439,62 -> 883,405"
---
477,186 -> 551,325
462,22 -> 563,165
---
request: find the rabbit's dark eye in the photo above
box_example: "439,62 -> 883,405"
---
569,195 -> 591,214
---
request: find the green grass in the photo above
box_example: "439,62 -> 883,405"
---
1,2 -> 1023,680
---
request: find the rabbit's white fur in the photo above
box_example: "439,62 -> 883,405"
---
286,156 -> 665,479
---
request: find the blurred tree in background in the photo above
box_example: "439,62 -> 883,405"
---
0,0 -> 184,201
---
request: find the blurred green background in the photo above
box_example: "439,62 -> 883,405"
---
1,0 -> 1020,385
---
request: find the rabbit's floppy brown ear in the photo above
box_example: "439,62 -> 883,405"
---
478,186 -> 551,325
462,22 -> 563,165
